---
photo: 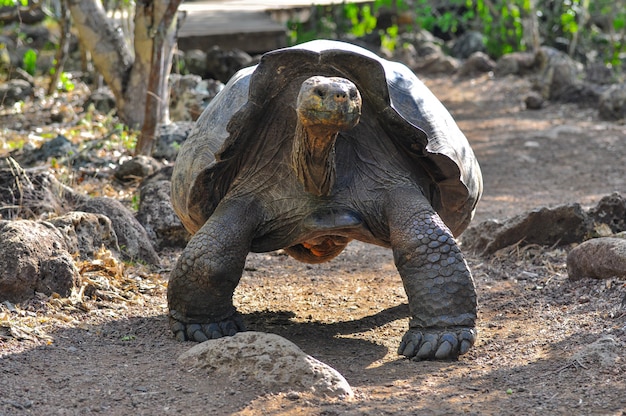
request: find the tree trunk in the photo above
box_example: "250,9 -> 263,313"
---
135,0 -> 182,156
67,0 -> 180,133
47,1 -> 71,95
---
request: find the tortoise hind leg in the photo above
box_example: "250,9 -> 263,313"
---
385,188 -> 477,360
167,199 -> 262,342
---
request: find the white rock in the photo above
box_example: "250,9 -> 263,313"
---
178,331 -> 353,399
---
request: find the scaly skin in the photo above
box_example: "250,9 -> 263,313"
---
167,199 -> 260,342
167,187 -> 477,359
387,188 -> 477,360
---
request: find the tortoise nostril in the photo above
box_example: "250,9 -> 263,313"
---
335,92 -> 347,100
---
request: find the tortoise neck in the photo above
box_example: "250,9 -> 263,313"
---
291,120 -> 338,197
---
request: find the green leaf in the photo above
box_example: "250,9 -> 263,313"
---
22,49 -> 37,75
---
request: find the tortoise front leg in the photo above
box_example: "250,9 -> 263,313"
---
386,188 -> 477,360
167,199 -> 261,342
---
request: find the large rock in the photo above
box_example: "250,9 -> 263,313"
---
178,332 -> 354,399
83,88 -> 116,115
495,50 -> 538,77
136,175 -> 189,249
0,220 -> 78,302
205,46 -> 254,83
588,192 -> 626,233
48,212 -> 120,260
571,336 -> 623,368
0,79 -> 33,106
77,197 -> 160,266
153,122 -> 194,161
532,47 -> 601,104
463,193 -> 626,255
598,83 -> 626,121
450,31 -> 486,59
114,155 -> 162,182
462,203 -> 590,255
457,51 -> 496,78
567,237 -> 626,281
0,168 -> 80,220
168,74 -> 223,122
13,135 -> 78,167
393,31 -> 460,75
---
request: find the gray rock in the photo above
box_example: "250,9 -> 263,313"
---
183,49 -> 208,77
153,122 -> 194,161
114,155 -> 162,182
392,31 -> 460,75
77,197 -> 160,266
48,212 -> 120,261
585,62 -> 617,85
450,31 -> 486,59
598,83 -> 626,121
205,46 -> 254,83
178,332 -> 353,399
168,74 -> 223,122
0,167 -> 81,220
567,237 -> 626,281
524,92 -> 544,110
7,67 -> 34,84
19,25 -> 50,49
588,192 -> 626,233
495,51 -> 538,77
14,135 -> 78,167
136,178 -> 189,249
0,5 -> 45,24
457,51 -> 496,78
409,37 -> 460,75
534,47 -> 600,105
0,79 -> 33,106
0,220 -> 78,302
571,336 -> 622,368
0,35 -> 16,67
84,88 -> 116,115
463,203 -> 590,255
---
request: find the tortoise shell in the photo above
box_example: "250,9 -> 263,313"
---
171,40 -> 482,238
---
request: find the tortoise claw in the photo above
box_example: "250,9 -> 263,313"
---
169,312 -> 246,342
398,327 -> 476,361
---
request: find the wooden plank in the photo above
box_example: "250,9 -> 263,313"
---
180,0 -> 369,13
177,9 -> 287,53
177,0 -> 370,53
178,9 -> 285,37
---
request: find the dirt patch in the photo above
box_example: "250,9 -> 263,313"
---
1,73 -> 626,415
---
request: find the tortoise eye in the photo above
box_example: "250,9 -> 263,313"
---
349,90 -> 358,100
314,88 -> 325,98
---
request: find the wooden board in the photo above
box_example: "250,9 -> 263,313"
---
177,0 -> 370,53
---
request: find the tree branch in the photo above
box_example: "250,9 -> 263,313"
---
135,0 -> 182,156
66,0 -> 133,101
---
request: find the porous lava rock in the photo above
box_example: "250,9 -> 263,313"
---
178,331 -> 354,399
567,237 -> 626,281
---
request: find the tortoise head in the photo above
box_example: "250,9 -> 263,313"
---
292,76 -> 362,197
296,76 -> 362,135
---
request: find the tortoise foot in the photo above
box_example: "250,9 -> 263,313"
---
398,327 -> 476,361
169,311 -> 246,342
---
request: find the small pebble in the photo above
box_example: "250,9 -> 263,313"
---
286,391 -> 301,400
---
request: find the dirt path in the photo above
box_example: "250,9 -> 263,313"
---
1,74 -> 626,415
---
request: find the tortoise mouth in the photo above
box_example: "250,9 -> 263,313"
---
297,108 -> 361,132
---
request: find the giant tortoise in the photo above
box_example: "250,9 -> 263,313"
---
169,40 -> 483,360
